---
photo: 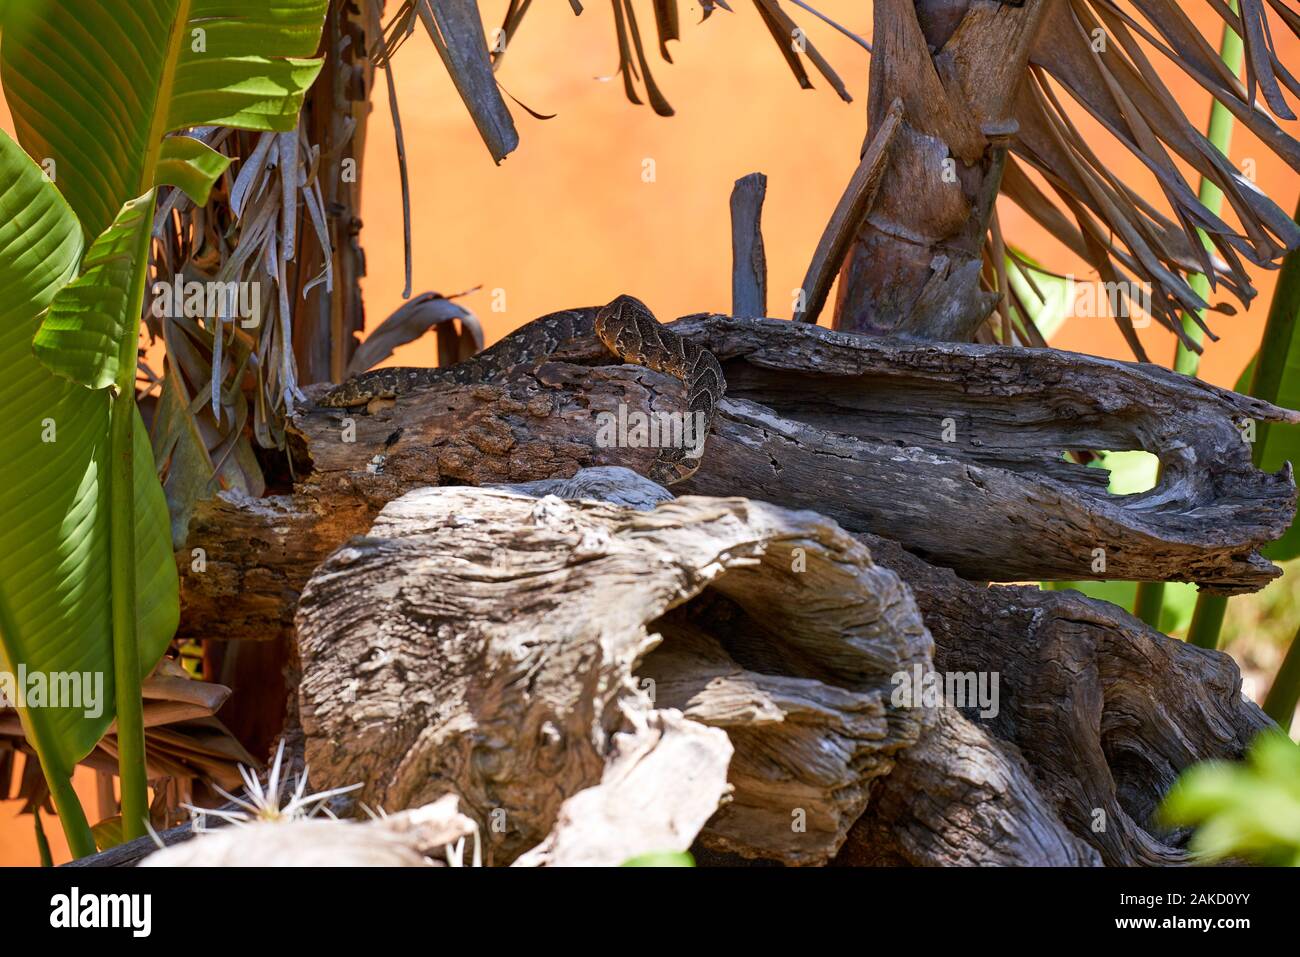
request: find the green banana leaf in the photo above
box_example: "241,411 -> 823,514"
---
0,0 -> 327,782
33,193 -> 156,390
0,0 -> 326,240
0,130 -> 177,772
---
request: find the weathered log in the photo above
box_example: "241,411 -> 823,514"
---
729,172 -> 768,318
294,485 -> 934,865
856,531 -> 1275,866
673,315 -> 1297,592
178,314 -> 1295,647
477,470 -> 1272,867
837,706 -> 1102,867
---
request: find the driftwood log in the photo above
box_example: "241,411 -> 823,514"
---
295,484 -> 933,865
168,313 -> 1290,866
846,531 -> 1272,866
179,313 -> 1296,647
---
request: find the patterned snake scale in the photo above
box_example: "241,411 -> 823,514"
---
317,295 -> 726,485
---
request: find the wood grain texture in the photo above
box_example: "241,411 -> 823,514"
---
838,706 -> 1102,867
673,314 -> 1298,591
179,312 -> 1297,648
856,529 -> 1274,866
729,172 -> 768,318
294,486 -> 933,864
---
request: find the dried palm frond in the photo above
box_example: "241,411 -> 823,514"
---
380,0 -> 860,144
1004,0 -> 1300,353
148,120 -> 331,542
1,658 -> 257,840
345,291 -> 484,378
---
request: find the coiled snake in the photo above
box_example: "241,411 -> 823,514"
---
318,295 -> 726,486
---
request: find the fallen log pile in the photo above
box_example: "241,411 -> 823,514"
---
156,313 -> 1289,867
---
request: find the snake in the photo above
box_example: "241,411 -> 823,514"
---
317,295 -> 726,486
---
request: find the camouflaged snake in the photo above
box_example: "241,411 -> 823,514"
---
317,295 -> 726,486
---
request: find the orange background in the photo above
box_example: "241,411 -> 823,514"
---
3,1 -> 1298,864
356,0 -> 1299,388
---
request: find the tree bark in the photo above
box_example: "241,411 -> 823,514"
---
853,531 -> 1273,865
294,484 -> 932,864
291,0 -> 375,384
835,0 -> 1047,338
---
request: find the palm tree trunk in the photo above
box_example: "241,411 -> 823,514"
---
834,0 -> 1047,340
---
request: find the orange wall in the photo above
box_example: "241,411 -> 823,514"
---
356,1 -> 1299,390
0,757 -> 100,867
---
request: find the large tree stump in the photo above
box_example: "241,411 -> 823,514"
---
295,485 -> 934,864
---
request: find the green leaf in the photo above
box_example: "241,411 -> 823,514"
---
1227,207 -> 1300,562
1162,732 -> 1300,865
91,815 -> 126,852
0,130 -> 178,771
0,0 -> 327,239
620,850 -> 695,867
156,135 -> 232,207
32,193 -> 156,390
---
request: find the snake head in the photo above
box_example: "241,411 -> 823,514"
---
596,294 -> 653,326
596,295 -> 656,355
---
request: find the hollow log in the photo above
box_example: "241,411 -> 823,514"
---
294,485 -> 934,865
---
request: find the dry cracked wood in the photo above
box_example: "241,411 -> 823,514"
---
488,472 -> 1265,867
671,315 -> 1298,592
178,313 -> 1295,643
837,706 -> 1102,867
513,708 -> 732,867
294,486 -> 933,865
857,530 -> 1275,866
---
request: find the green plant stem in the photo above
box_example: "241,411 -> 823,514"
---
1263,628 -> 1300,731
1173,0 -> 1241,374
33,809 -> 54,866
1187,593 -> 1228,650
1246,207 -> 1300,460
109,388 -> 147,842
39,765 -> 93,857
1178,4 -> 1243,645
1133,580 -> 1165,629
1241,199 -> 1300,720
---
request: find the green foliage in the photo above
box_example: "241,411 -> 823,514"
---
621,851 -> 695,867
0,0 -> 328,850
0,131 -> 176,771
0,0 -> 326,239
33,194 -> 157,390
0,132 -> 175,854
1162,732 -> 1300,866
